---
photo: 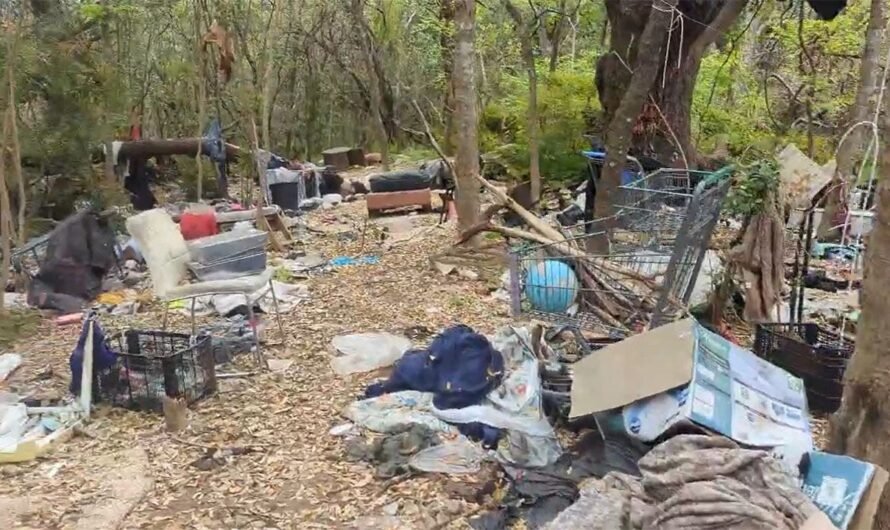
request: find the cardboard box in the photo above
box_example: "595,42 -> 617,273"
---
802,451 -> 889,530
570,319 -> 813,458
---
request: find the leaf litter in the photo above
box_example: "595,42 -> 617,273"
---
0,201 -> 514,529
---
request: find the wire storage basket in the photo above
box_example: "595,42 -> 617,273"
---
509,166 -> 733,336
95,330 -> 217,413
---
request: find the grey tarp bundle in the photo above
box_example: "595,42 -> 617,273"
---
544,435 -> 819,530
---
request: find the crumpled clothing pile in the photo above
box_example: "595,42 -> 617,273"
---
345,424 -> 440,479
545,435 -> 819,530
344,326 -> 561,468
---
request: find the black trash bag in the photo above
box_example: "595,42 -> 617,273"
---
369,170 -> 433,193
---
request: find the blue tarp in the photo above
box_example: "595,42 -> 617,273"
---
581,150 -> 639,185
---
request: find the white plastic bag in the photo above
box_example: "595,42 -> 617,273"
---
0,403 -> 28,453
330,332 -> 412,376
0,353 -> 22,382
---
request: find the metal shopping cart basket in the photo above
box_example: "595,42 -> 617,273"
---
509,166 -> 733,337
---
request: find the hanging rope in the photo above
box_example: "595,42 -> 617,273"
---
652,0 -> 685,89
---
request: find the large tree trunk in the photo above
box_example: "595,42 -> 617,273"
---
818,0 -> 886,241
829,75 -> 890,528
453,0 -> 481,237
591,0 -> 679,253
595,0 -> 747,166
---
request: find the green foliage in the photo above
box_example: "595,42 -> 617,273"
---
725,158 -> 780,217
391,145 -> 438,165
481,57 -> 600,183
1,0 -> 878,225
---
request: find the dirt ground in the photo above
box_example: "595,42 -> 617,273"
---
0,201 -> 515,529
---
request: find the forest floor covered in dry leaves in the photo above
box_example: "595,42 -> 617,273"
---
0,200 -> 515,529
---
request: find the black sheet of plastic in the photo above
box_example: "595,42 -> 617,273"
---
470,430 -> 649,530
368,170 -> 433,193
27,210 -> 117,313
805,0 -> 847,20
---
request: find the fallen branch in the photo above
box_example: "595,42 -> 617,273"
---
473,174 -> 566,242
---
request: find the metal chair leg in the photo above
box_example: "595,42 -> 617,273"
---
268,280 -> 285,339
246,295 -> 268,369
190,297 -> 197,337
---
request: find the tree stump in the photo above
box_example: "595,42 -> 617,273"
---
322,147 -> 351,171
347,147 -> 366,167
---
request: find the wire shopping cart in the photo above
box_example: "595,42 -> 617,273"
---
509,166 -> 734,337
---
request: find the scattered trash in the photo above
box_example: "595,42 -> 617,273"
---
434,326 -> 562,468
96,291 -> 127,306
0,354 -> 22,382
408,437 -> 486,474
345,424 -> 439,478
329,422 -> 357,437
349,326 -> 561,468
322,193 -> 344,209
190,446 -> 257,471
267,359 -> 294,373
330,332 -> 412,376
544,435 -> 820,530
277,253 -> 326,274
571,319 -> 813,466
345,391 -> 457,434
330,255 -> 380,267
198,316 -> 256,364
802,451 -> 889,530
2,293 -> 27,309
0,403 -> 28,452
778,144 -> 834,215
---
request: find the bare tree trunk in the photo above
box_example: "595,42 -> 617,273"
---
818,0 -> 886,240
440,0 -> 457,156
453,0 -> 481,238
194,0 -> 206,201
503,1 -> 542,203
591,0 -> 678,252
0,113 -> 10,313
525,45 -> 542,202
5,30 -> 25,246
351,0 -> 392,170
830,76 -> 890,528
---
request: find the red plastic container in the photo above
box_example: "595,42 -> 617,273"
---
180,211 -> 219,241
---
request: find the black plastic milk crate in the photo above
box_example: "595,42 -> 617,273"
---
753,323 -> 853,414
96,330 -> 218,413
